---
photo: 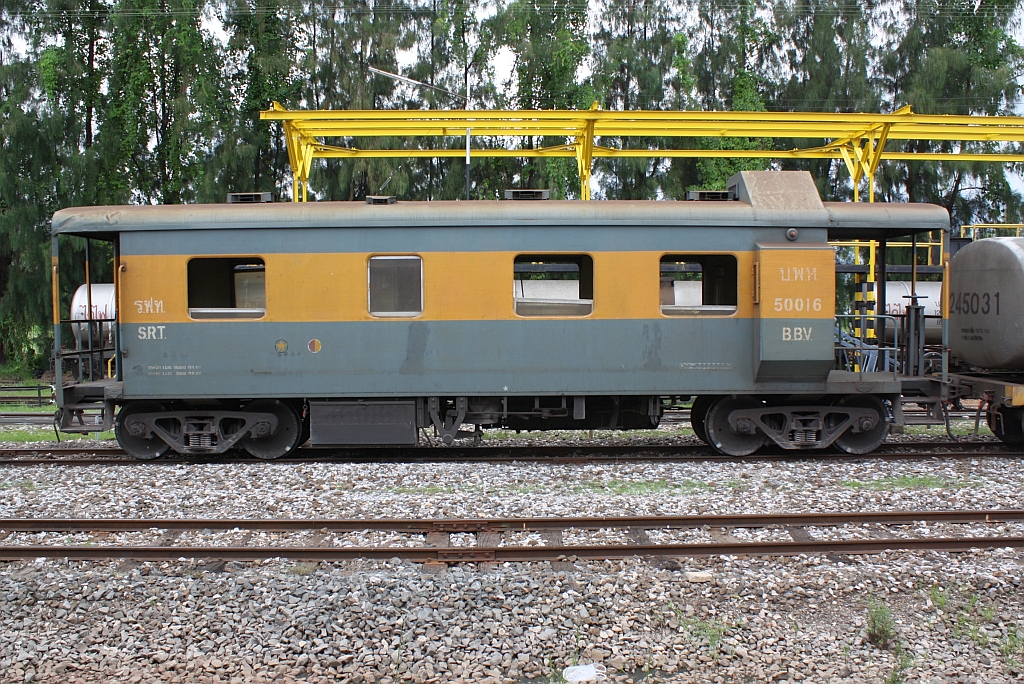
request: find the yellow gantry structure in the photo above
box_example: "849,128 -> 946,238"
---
260,102 -> 1024,202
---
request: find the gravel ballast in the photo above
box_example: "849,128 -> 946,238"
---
2,450 -> 1024,683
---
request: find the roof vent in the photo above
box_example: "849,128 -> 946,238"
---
685,189 -> 736,201
504,189 -> 550,200
227,192 -> 274,204
366,195 -> 397,205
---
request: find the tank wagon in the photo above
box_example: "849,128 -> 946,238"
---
948,237 -> 1024,444
51,171 -> 950,459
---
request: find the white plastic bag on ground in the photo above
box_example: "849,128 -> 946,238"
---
562,662 -> 607,682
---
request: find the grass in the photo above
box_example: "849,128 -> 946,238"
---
289,561 -> 319,576
482,426 -> 695,441
684,617 -> 727,659
573,478 -> 713,496
388,484 -> 456,495
1000,624 -> 1023,667
904,418 -> 993,437
866,597 -> 897,648
0,426 -> 114,442
0,479 -> 40,492
884,644 -> 914,684
842,475 -> 973,491
383,478 -> 714,496
668,603 -> 727,659
0,403 -> 55,413
951,593 -> 994,648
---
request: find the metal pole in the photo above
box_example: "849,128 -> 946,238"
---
941,226 -> 950,389
465,72 -> 471,201
84,238 -> 93,383
113,238 -> 122,382
911,233 -> 918,298
877,239 -> 888,370
51,234 -> 63,409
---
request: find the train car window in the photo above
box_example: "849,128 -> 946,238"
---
660,255 -> 737,316
187,258 -> 266,320
368,256 -> 423,316
514,254 -> 594,316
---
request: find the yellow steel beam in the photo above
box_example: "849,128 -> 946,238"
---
259,103 -> 1024,201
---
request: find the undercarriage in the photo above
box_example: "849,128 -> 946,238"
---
54,390 -> 900,460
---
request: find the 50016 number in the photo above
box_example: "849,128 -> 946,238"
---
952,291 -> 1000,316
773,297 -> 822,313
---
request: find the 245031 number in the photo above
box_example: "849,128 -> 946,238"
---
951,291 -> 1000,316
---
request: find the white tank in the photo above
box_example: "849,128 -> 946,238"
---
881,281 -> 943,344
949,237 -> 1024,369
70,284 -> 116,349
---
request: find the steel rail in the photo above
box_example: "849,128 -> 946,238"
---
0,443 -> 1017,466
0,440 -> 1014,456
2,509 -> 1023,533
1,537 -> 1022,563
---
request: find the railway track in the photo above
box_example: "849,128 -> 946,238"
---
1,510 -> 1021,563
0,440 -> 1018,465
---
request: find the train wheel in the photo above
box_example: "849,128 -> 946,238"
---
705,396 -> 766,456
834,396 -> 889,455
689,395 -> 715,445
240,400 -> 302,459
987,405 -> 1024,446
115,402 -> 170,460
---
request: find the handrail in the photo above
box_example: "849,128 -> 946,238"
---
834,314 -> 901,380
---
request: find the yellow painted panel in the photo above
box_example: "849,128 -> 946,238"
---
757,248 -> 836,319
120,251 -> 763,323
265,253 -> 364,321
425,252 -> 514,320
119,255 -> 190,324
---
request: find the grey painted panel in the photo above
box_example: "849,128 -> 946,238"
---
310,401 -> 417,445
119,225 -> 828,256
119,319 -> 831,398
54,199 -> 948,238
758,318 -> 834,380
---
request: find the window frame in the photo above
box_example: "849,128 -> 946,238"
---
367,254 -> 424,318
659,253 -> 739,317
513,253 -> 595,318
186,256 -> 267,321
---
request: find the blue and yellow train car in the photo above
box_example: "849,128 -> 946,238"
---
51,171 -> 948,459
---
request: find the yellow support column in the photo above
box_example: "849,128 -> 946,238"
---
575,118 -> 595,201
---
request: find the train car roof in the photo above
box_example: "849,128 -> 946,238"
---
52,170 -> 949,240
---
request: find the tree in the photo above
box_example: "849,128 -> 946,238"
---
686,0 -> 777,189
771,0 -> 878,199
97,0 -> 222,205
206,0 -> 300,202
874,0 -> 1024,226
491,0 -> 591,197
590,0 -> 680,199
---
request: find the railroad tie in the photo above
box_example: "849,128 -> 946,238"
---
197,530 -> 261,573
542,530 -> 575,572
422,531 -> 450,574
292,529 -> 330,573
709,527 -> 743,544
628,527 -> 682,570
868,524 -> 897,540
116,529 -> 182,573
476,529 -> 504,573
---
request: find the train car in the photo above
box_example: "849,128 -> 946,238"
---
50,171 -> 949,459
947,237 -> 1024,444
